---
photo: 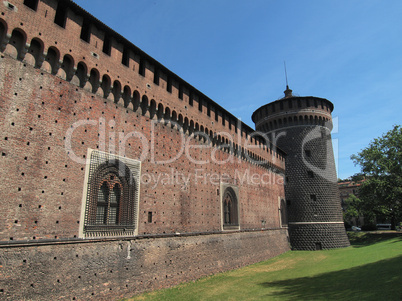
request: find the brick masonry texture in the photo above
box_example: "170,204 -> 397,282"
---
252,93 -> 350,250
0,1 -> 290,300
0,229 -> 290,300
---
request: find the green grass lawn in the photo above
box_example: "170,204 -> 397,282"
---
125,232 -> 402,301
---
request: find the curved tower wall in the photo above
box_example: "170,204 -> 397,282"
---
252,91 -> 350,250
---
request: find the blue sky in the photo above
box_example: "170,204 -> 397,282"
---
74,0 -> 402,179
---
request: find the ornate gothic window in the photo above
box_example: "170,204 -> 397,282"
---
80,150 -> 140,238
221,185 -> 239,230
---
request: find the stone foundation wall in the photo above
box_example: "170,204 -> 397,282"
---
0,229 -> 290,300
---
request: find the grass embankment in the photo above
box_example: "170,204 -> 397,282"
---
126,232 -> 402,301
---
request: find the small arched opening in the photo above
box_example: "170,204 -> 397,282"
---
26,38 -> 44,67
101,75 -> 112,99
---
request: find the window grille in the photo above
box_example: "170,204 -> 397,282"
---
81,149 -> 141,238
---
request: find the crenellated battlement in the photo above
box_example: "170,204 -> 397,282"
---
252,96 -> 334,132
0,0 -> 285,171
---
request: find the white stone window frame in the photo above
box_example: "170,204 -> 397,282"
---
79,149 -> 141,238
220,183 -> 240,231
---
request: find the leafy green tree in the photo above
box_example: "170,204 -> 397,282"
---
351,125 -> 402,229
343,194 -> 363,224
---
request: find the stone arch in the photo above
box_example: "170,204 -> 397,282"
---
112,80 -> 122,104
309,115 -> 314,124
72,61 -> 87,87
314,115 -> 318,125
58,54 -> 74,81
141,95 -> 148,116
189,120 -> 194,134
149,99 -> 157,119
157,103 -> 164,120
25,37 -> 44,67
0,18 -> 7,51
178,114 -> 184,128
101,74 -> 112,99
199,125 -> 204,141
222,186 -> 239,229
164,107 -> 171,122
122,86 -> 131,108
183,117 -> 189,133
89,68 -> 100,93
132,90 -> 140,112
171,110 -> 177,124
43,46 -> 60,74
216,135 -> 221,145
5,28 -> 27,60
319,116 -> 323,126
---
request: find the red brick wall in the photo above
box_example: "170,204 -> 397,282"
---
0,0 -> 285,242
0,1 -> 289,299
0,53 -> 285,240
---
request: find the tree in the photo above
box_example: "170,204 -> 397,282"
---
351,125 -> 402,229
343,194 -> 364,225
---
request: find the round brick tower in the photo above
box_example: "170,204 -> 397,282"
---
252,86 -> 350,250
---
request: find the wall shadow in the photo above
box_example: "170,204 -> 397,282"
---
260,255 -> 402,300
349,232 -> 402,248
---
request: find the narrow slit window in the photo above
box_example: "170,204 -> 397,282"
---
139,59 -> 146,76
80,18 -> 91,42
189,93 -> 193,106
167,78 -> 172,93
178,85 -> 183,100
122,47 -> 129,66
23,0 -> 38,11
102,35 -> 111,56
148,212 -> 152,223
153,69 -> 159,85
54,2 -> 68,28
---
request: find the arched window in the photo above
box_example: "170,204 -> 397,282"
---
222,187 -> 239,230
96,182 -> 109,224
82,150 -> 140,237
95,178 -> 121,225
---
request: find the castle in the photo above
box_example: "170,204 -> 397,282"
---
0,0 -> 348,300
